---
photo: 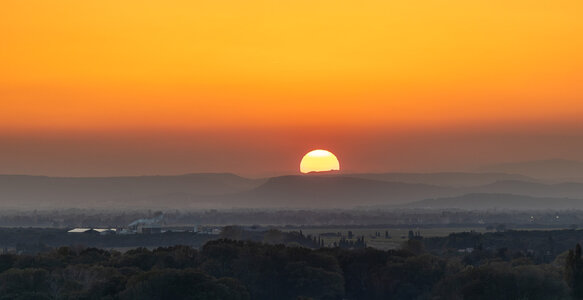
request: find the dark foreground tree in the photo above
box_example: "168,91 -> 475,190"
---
119,269 -> 249,300
565,243 -> 583,299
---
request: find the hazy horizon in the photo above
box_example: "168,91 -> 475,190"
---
3,1 -> 583,177
0,157 -> 581,179
2,126 -> 583,177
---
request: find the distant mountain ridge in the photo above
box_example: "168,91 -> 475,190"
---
479,159 -> 583,181
403,193 -> 583,210
467,180 -> 583,199
232,175 -> 457,208
0,173 -> 266,208
342,172 -> 536,187
3,170 -> 583,209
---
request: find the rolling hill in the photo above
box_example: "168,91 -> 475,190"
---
231,175 -> 457,208
3,172 -> 583,209
0,173 -> 266,209
343,172 -> 536,187
479,159 -> 583,182
467,180 -> 583,199
403,193 -> 583,210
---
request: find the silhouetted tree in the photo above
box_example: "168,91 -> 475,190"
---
566,243 -> 583,299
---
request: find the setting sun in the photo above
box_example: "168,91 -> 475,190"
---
300,149 -> 340,174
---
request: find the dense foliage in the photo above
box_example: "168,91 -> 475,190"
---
0,238 -> 579,299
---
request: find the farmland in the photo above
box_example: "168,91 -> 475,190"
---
281,226 -> 568,250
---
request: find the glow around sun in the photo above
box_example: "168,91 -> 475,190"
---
300,149 -> 340,174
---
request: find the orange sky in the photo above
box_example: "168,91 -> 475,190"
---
1,0 -> 583,176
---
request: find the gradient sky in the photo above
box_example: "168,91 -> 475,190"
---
1,0 -> 583,176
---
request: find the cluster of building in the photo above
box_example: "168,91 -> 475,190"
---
66,228 -> 117,235
67,215 -> 222,235
67,225 -> 223,235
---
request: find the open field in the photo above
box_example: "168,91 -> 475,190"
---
281,226 -> 571,250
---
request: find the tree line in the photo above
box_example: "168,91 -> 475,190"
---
1,238 -> 582,299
